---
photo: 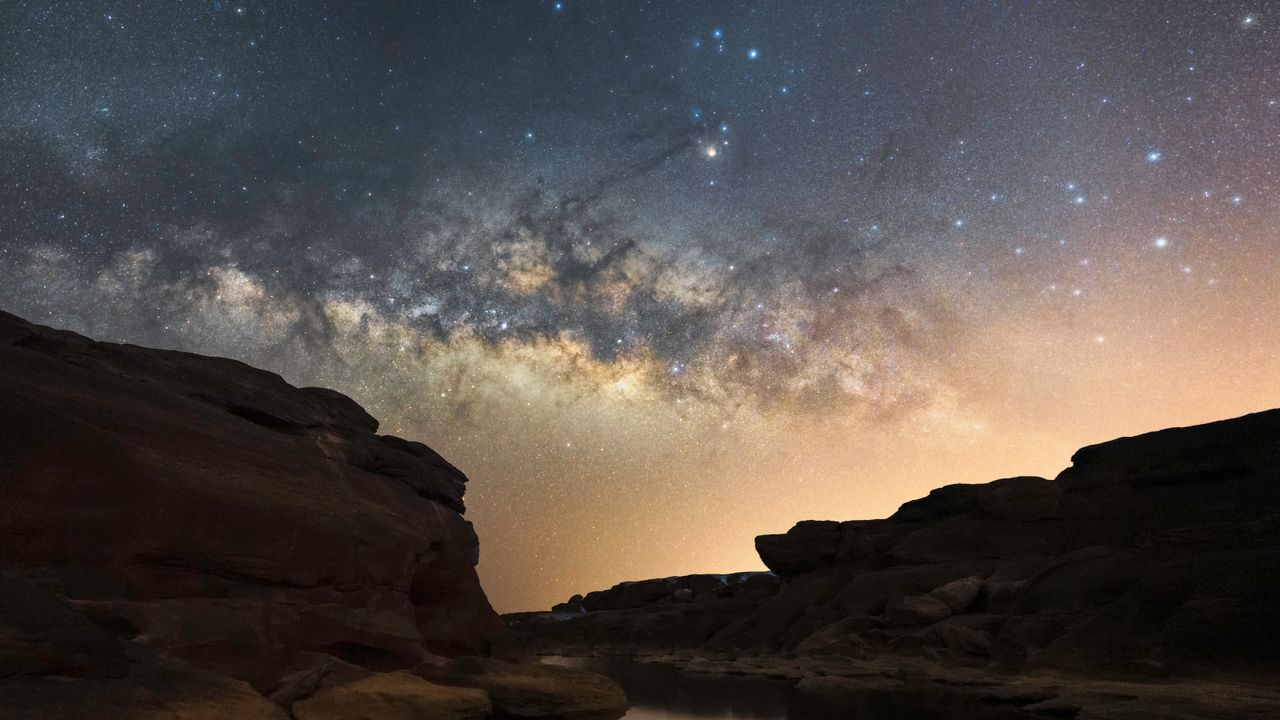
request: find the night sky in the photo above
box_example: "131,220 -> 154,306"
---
3,1 -> 1279,612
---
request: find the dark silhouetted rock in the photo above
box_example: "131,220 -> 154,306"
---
976,476 -> 1060,521
0,651 -> 289,720
0,309 -> 505,690
513,408 -> 1280,718
756,520 -> 845,574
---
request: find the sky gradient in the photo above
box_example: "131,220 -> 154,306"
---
2,1 -> 1279,612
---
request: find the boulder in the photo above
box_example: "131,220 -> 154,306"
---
927,576 -> 982,614
415,656 -> 627,719
291,672 -> 490,720
885,595 -> 953,627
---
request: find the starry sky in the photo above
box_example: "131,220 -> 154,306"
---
2,1 -> 1279,612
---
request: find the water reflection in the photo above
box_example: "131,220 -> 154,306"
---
541,655 -> 1032,720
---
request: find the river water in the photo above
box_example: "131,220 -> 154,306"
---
541,655 -> 1033,720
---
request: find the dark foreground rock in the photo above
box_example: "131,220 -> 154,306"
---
0,310 -> 616,719
417,656 -> 627,718
511,409 -> 1280,718
292,672 -> 492,720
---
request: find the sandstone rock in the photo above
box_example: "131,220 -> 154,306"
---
885,595 -> 953,627
0,652 -> 288,720
567,573 -> 777,614
977,476 -> 1060,521
416,656 -> 627,719
550,594 -> 585,613
756,520 -> 844,575
1055,408 -> 1280,491
890,483 -> 983,523
264,663 -> 330,707
927,576 -> 982,614
581,578 -> 676,611
935,623 -> 993,656
517,406 -> 1280,708
0,310 -> 505,686
0,574 -> 126,679
292,672 -> 490,720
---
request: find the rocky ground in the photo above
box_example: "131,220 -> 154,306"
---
0,310 -> 626,719
509,409 -> 1280,719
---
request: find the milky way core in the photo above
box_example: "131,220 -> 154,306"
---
2,2 -> 1279,611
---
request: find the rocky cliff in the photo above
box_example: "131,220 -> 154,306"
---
513,409 -> 1280,718
0,310 -> 627,718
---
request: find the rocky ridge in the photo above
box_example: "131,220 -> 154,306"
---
511,409 -> 1280,719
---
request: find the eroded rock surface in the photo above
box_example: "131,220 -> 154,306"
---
0,310 -> 504,683
292,672 -> 491,720
416,656 -> 628,719
0,310 -> 544,717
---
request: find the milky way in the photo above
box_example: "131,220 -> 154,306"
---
3,1 -> 1279,611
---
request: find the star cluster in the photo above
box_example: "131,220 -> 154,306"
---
2,1 -> 1279,611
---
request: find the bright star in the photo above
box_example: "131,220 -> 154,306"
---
1153,236 -> 1170,249
1146,150 -> 1163,163
747,48 -> 760,60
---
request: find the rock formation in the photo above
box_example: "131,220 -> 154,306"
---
513,409 -> 1280,718
0,310 -> 624,718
